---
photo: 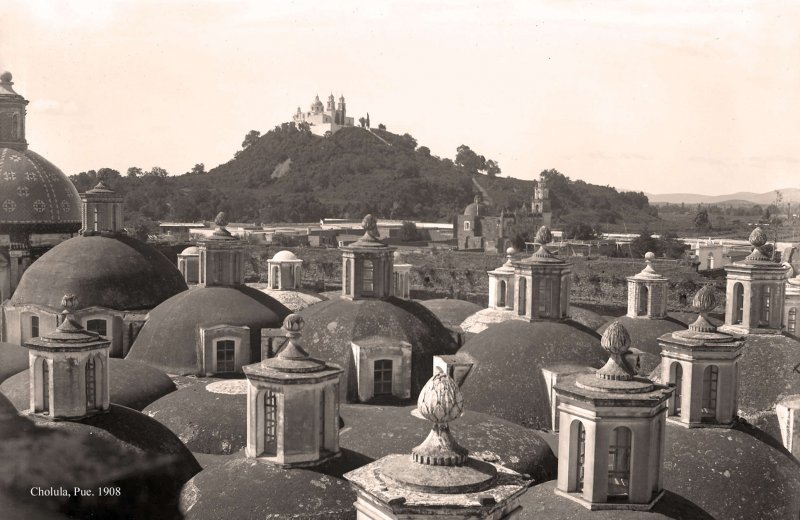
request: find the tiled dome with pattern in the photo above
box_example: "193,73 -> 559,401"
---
0,148 -> 81,232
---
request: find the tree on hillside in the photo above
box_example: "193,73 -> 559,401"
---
146,166 -> 169,178
126,166 -> 143,179
189,163 -> 205,175
485,159 -> 501,178
455,145 -> 486,173
630,227 -> 659,258
694,206 -> 711,234
97,168 -> 121,184
563,221 -> 596,240
378,123 -> 386,130
242,130 -> 261,150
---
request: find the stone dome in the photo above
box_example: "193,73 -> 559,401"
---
297,297 -> 459,402
2,358 -> 176,411
180,452 -> 361,520
463,197 -> 492,217
518,481 -> 715,520
597,315 -> 686,357
0,342 -> 27,383
661,420 -> 800,520
0,148 -> 81,233
10,234 -> 188,311
247,282 -> 327,312
180,246 -> 199,255
458,320 -> 607,429
143,379 -> 556,482
418,298 -> 483,330
127,285 -> 290,375
271,250 -> 300,261
568,305 -> 608,331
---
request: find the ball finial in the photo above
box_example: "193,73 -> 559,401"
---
601,320 -> 631,355
283,313 -> 304,333
506,246 -> 516,256
0,71 -> 11,83
645,251 -> 655,261
749,227 -> 768,248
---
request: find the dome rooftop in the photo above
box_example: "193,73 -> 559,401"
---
458,320 -> 607,429
2,358 -> 176,412
0,148 -> 81,233
418,298 -> 483,329
662,420 -> 800,520
0,342 -> 28,383
247,283 -> 326,312
270,250 -> 300,261
127,285 -> 290,375
463,195 -> 492,217
180,246 -> 199,255
568,305 -> 608,331
597,315 -> 685,357
180,452 -> 360,520
142,379 -> 556,481
517,481 -> 715,520
10,234 -> 188,311
297,297 -> 458,401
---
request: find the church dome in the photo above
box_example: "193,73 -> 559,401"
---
0,342 -> 28,383
127,285 -> 290,375
2,358 -> 176,411
0,148 -> 81,233
180,246 -> 199,255
297,297 -> 459,402
418,298 -> 482,331
458,320 -> 607,429
10,234 -> 188,311
463,197 -> 492,217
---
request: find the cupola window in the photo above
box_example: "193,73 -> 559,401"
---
373,359 -> 393,396
216,340 -> 236,373
86,357 -> 96,409
87,319 -> 107,337
263,390 -> 277,455
464,221 -> 471,231
733,283 -> 744,324
608,427 -> 632,497
789,308 -> 797,334
670,362 -> 682,416
363,260 -> 374,295
701,365 -> 719,419
11,113 -> 19,139
41,360 -> 49,414
517,277 -> 527,316
30,315 -> 39,338
760,286 -> 771,325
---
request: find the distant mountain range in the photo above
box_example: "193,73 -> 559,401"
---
645,188 -> 800,206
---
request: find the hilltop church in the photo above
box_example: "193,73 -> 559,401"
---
292,93 -> 355,136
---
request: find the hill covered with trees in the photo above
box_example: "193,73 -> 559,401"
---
69,124 -> 658,234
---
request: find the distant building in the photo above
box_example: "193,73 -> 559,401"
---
693,239 -> 730,271
455,172 -> 552,253
292,94 -> 355,136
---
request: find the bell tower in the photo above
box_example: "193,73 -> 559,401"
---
0,71 -> 28,150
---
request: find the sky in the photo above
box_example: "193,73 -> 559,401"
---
1,0 -> 799,195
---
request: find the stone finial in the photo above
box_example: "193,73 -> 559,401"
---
411,367 -> 468,466
210,211 -> 233,238
597,321 -> 636,381
57,294 -> 84,333
474,194 -> 481,204
688,285 -> 718,332
214,212 -> 228,227
506,246 -> 516,256
361,214 -> 379,239
0,71 -> 11,83
534,226 -> 553,246
745,226 -> 771,262
276,313 -> 310,360
283,313 -> 304,334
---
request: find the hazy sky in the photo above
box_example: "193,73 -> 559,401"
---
2,0 -> 798,195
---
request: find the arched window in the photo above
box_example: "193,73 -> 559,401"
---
87,319 -> 108,337
11,113 -> 19,139
498,280 -> 506,307
263,389 -> 277,455
271,266 -> 279,289
671,362 -> 682,416
86,357 -> 96,410
344,259 -> 351,295
363,260 -> 374,295
537,278 -> 551,316
573,420 -> 586,492
707,252 -> 715,269
789,308 -> 798,334
93,207 -> 99,231
608,427 -> 632,497
464,221 -> 471,231
41,360 -> 50,414
733,283 -> 744,325
638,285 -> 649,316
702,365 -> 719,420
216,339 -> 236,373
373,359 -> 393,396
760,286 -> 771,325
518,277 -> 527,316
30,315 -> 39,338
